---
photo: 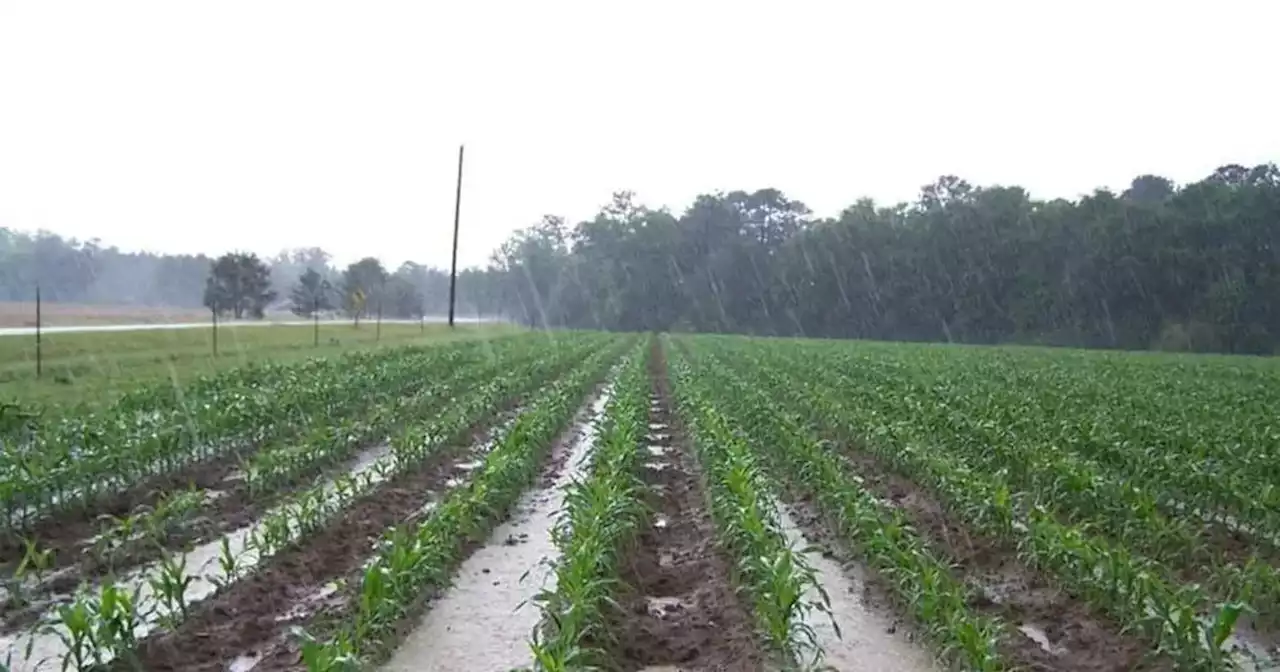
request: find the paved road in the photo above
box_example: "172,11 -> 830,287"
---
0,316 -> 496,337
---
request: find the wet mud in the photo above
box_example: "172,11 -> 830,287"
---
376,390 -> 611,672
774,505 -> 938,672
827,442 -> 1168,672
240,382 -> 613,672
121,408 -> 527,672
613,346 -> 766,672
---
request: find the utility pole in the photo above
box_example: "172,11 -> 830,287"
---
35,284 -> 42,378
376,279 -> 384,342
448,144 -> 464,328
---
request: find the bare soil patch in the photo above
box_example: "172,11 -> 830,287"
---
828,440 -> 1169,672
611,344 -> 766,672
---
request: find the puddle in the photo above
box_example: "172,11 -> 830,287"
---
776,506 -> 937,671
379,389 -> 612,672
0,442 -> 403,671
645,596 -> 684,618
646,445 -> 667,456
274,582 -> 342,623
647,434 -> 671,443
1019,623 -> 1067,655
1210,619 -> 1278,671
648,423 -> 668,431
653,514 -> 669,529
229,652 -> 261,672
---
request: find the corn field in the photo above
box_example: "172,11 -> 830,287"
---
0,330 -> 1275,671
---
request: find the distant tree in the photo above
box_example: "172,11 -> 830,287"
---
341,257 -> 387,327
384,275 -> 424,318
289,268 -> 333,317
1122,174 -> 1176,205
203,252 -> 276,319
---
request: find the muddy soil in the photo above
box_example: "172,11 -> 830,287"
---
375,390 -> 609,672
0,447 -> 243,570
0,436 -> 404,630
245,384 -> 612,672
612,345 -> 766,672
0,359 -> 500,576
774,504 -> 937,672
823,442 -> 1168,672
124,405 -> 526,672
0,355 -> 572,629
147,377 -> 611,672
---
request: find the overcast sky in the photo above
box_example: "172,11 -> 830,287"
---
1,1 -> 1277,269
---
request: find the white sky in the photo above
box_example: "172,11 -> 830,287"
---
1,1 -> 1278,270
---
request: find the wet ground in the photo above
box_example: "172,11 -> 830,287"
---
379,390 -> 612,672
118,408 -> 525,672
613,348 -> 766,671
830,444 -> 1166,672
774,505 -> 938,672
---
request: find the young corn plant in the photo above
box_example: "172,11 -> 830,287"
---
532,350 -> 648,670
664,350 -> 830,669
148,552 -> 194,628
301,342 -> 630,668
674,338 -> 1006,671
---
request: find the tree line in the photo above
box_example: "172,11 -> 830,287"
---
0,234 -> 498,321
483,163 -> 1280,354
198,251 -> 501,323
5,161 -> 1278,353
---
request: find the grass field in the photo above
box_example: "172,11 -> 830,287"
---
0,301 -> 219,328
0,332 -> 1275,671
0,322 -> 515,408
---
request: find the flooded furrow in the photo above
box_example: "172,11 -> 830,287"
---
615,354 -> 765,672
130,407 -> 527,672
0,439 -> 401,671
830,447 -> 1163,672
774,505 -> 937,671
377,388 -> 613,672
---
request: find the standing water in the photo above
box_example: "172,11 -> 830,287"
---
775,506 -> 938,672
379,389 -> 612,672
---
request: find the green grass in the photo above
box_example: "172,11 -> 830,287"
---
0,322 -> 518,409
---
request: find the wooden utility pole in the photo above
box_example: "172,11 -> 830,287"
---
448,144 -> 464,327
35,284 -> 42,378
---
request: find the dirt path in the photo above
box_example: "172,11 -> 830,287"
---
612,347 -> 765,671
830,444 -> 1166,672
377,389 -> 612,672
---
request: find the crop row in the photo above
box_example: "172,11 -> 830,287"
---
662,342 -> 829,669
683,335 -> 1252,670
294,338 -> 637,669
6,337 -> 557,589
735,339 -> 1280,631
20,333 -> 622,670
666,339 -> 1006,670
530,345 -> 649,670
0,333 -> 524,531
